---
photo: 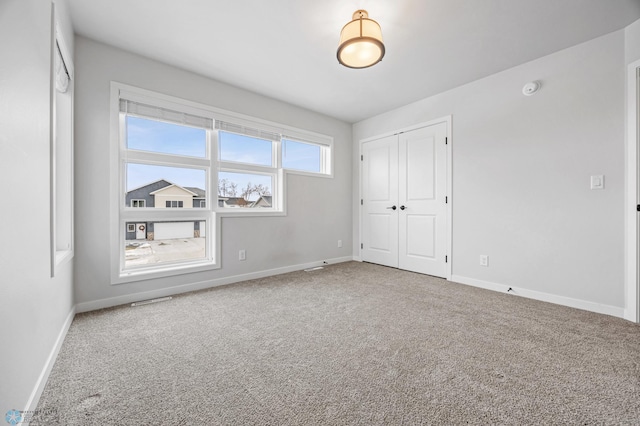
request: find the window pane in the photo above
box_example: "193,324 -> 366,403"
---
218,171 -> 272,208
283,139 -> 321,173
126,116 -> 206,158
219,131 -> 273,167
124,220 -> 206,268
126,164 -> 206,208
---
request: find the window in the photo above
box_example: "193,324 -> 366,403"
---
214,129 -> 332,211
113,86 -> 216,283
219,131 -> 273,167
215,129 -> 331,211
283,139 -> 324,173
51,25 -> 74,276
217,130 -> 277,210
111,83 -> 333,283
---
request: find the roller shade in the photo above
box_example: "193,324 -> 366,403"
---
119,99 -> 213,129
215,120 -> 280,142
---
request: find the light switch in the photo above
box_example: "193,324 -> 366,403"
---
590,175 -> 604,190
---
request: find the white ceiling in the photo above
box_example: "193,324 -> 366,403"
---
66,0 -> 640,123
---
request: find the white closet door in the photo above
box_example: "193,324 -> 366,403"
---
398,122 -> 448,277
361,135 -> 399,268
361,121 -> 448,278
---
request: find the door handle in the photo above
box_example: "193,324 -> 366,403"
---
400,205 -> 407,210
386,205 -> 397,210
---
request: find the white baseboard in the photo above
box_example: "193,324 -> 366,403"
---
24,306 -> 76,413
451,275 -> 625,318
624,307 -> 639,323
76,256 -> 354,313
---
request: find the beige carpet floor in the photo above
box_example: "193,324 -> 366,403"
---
35,261 -> 640,425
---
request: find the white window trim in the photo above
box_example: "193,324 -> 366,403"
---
110,83 -> 220,284
110,82 -> 333,281
281,137 -> 333,178
50,12 -> 75,276
131,199 -> 145,207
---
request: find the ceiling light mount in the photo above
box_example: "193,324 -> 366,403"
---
522,80 -> 541,96
337,9 -> 385,69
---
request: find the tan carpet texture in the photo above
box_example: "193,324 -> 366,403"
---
35,262 -> 640,424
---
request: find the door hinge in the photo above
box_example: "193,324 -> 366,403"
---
637,204 -> 640,212
361,154 -> 363,161
445,196 -> 448,203
445,137 -> 448,145
445,255 -> 448,263
361,199 -> 363,205
361,243 -> 363,249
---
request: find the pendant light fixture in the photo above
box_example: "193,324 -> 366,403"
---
337,10 -> 385,69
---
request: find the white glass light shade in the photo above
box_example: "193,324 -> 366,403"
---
337,10 -> 385,69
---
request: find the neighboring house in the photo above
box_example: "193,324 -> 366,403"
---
150,184 -> 198,208
126,180 -> 271,239
252,195 -> 272,208
185,186 -> 206,208
218,197 -> 250,208
125,180 -> 206,241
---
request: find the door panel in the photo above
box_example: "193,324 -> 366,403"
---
405,214 -> 436,258
406,136 -> 435,201
368,144 -> 392,201
398,122 -> 448,277
362,135 -> 398,267
369,214 -> 393,251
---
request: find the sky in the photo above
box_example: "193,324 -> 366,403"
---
125,116 -> 321,198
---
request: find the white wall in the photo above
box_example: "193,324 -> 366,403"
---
624,18 -> 640,321
353,30 -> 626,314
0,0 -> 75,413
73,37 -> 352,309
625,18 -> 640,65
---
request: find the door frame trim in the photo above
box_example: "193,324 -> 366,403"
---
358,115 -> 453,280
625,60 -> 640,323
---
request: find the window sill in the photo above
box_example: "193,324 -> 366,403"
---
216,209 -> 286,218
111,260 -> 220,285
55,249 -> 73,265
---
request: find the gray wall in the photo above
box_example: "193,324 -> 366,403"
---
353,30 -> 626,312
74,37 -> 353,308
625,18 -> 640,65
0,0 -> 75,413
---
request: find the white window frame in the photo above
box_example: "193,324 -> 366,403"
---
110,83 -> 220,284
110,82 -> 333,283
50,13 -> 74,277
131,199 -> 145,208
213,126 -> 333,217
216,128 -> 281,215
281,137 -> 333,177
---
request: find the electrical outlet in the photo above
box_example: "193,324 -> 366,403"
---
480,255 -> 488,267
338,240 -> 343,248
239,249 -> 246,261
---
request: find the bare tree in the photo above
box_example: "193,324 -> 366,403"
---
228,182 -> 238,196
218,178 -> 230,196
241,182 -> 253,200
254,184 -> 270,196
